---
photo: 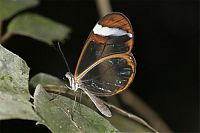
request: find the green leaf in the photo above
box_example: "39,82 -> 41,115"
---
0,0 -> 39,20
34,84 -> 119,133
30,73 -> 65,88
0,44 -> 38,120
8,13 -> 71,45
31,73 -> 157,132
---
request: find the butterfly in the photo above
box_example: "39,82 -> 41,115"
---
65,12 -> 136,117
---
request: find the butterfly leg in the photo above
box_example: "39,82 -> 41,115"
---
77,90 -> 83,115
71,92 -> 77,120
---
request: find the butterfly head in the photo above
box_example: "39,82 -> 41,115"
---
65,72 -> 79,91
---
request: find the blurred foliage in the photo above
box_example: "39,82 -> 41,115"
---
30,73 -> 65,88
0,0 -> 38,20
8,13 -> 71,44
0,0 -> 71,45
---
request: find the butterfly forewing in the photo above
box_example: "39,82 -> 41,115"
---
75,12 -> 134,77
74,12 -> 136,96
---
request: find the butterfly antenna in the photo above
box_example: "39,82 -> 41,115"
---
55,42 -> 71,73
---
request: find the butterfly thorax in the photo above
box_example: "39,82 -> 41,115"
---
65,72 -> 79,91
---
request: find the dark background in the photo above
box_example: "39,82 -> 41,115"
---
0,0 -> 199,132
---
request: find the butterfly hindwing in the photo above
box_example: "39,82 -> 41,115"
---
78,54 -> 136,96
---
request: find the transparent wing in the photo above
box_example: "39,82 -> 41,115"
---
74,12 -> 134,77
77,54 -> 136,96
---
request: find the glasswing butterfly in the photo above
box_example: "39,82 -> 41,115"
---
65,12 -> 136,117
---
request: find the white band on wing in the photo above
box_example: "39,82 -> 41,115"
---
93,23 -> 133,38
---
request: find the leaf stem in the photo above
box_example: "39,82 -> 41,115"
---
0,20 -> 3,39
95,0 -> 112,17
120,91 -> 173,132
105,101 -> 158,133
0,32 -> 12,44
